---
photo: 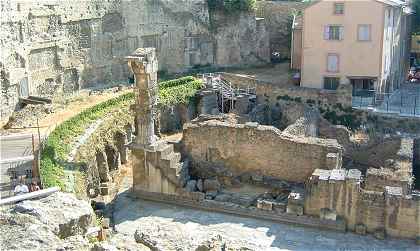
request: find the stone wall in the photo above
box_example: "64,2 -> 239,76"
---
220,72 -> 353,108
182,118 -> 343,183
159,102 -> 198,134
75,107 -> 134,198
305,168 -> 420,239
1,0 -> 269,119
414,138 -> 420,189
256,1 -> 307,60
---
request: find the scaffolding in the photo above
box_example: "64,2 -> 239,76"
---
199,73 -> 257,113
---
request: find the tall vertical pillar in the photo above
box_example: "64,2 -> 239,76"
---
127,48 -> 159,150
126,48 -> 160,192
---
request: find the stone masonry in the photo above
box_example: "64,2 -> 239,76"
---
1,0 -> 269,119
305,168 -> 420,239
128,48 -> 188,195
182,117 -> 343,183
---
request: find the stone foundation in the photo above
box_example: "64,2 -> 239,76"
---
182,116 -> 343,183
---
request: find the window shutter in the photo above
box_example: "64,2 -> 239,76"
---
339,26 -> 344,40
324,26 -> 330,40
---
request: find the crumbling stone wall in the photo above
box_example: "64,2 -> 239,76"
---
159,102 -> 198,134
305,168 -> 420,239
182,118 -> 343,183
1,0 -> 269,119
220,72 -> 353,108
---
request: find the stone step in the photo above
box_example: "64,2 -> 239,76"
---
156,143 -> 174,159
161,152 -> 181,162
159,152 -> 181,170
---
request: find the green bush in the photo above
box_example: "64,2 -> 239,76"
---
159,79 -> 204,107
207,0 -> 256,13
159,76 -> 196,89
40,77 -> 203,189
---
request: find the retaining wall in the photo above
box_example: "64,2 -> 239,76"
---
183,119 -> 343,183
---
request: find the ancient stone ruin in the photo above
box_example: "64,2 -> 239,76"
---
127,49 -> 420,242
128,48 -> 188,195
1,0 -> 270,120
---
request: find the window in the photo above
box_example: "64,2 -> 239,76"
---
358,25 -> 371,41
327,53 -> 339,72
324,77 -> 340,90
324,25 -> 343,40
334,3 -> 344,15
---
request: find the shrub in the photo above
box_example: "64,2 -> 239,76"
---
40,77 -> 203,189
207,0 -> 256,13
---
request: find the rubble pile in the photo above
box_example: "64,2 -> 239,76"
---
4,104 -> 53,129
0,192 -> 93,250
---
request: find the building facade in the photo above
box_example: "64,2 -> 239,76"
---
292,0 -> 412,98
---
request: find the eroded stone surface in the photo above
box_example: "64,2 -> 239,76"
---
113,191 -> 419,251
0,192 -> 94,250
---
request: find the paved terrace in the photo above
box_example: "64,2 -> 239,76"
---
352,83 -> 420,117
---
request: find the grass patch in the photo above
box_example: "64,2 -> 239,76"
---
40,77 -> 203,190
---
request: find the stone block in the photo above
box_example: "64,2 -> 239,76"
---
231,194 -> 254,207
326,152 -> 339,169
231,177 -> 241,187
320,208 -> 337,221
185,180 -> 197,192
196,179 -> 204,192
251,173 -> 263,183
373,228 -> 386,240
287,192 -> 304,216
244,122 -> 259,128
100,183 -> 110,195
355,224 -> 367,235
257,199 -> 273,211
102,218 -> 110,229
203,178 -> 221,192
214,193 -> 232,203
189,192 -> 205,201
272,201 -> 286,213
261,192 -> 274,200
205,191 -> 218,200
415,236 -> 420,245
286,203 -> 303,216
239,173 -> 252,183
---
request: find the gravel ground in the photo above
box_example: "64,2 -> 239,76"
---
113,189 -> 419,251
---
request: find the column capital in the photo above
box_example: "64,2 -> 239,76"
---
126,48 -> 158,75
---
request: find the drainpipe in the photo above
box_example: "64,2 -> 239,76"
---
290,14 -> 297,70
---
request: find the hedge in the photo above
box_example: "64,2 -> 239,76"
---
40,77 -> 203,189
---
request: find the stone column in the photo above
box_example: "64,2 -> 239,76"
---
127,48 -> 161,192
126,48 -> 159,150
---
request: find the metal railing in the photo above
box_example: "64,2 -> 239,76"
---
199,73 -> 257,113
352,88 -> 420,117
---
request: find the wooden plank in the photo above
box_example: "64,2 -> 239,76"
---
28,96 -> 52,104
19,98 -> 45,105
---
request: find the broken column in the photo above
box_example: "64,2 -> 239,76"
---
127,48 -> 159,149
127,48 -> 161,192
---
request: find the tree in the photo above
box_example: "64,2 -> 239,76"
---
413,0 -> 420,34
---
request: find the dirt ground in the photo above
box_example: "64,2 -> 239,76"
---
226,63 -> 295,87
1,88 -> 131,137
112,188 -> 418,251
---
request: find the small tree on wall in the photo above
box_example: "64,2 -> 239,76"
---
207,0 -> 257,13
413,0 -> 420,34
